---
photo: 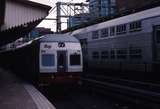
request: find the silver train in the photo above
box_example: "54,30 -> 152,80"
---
0,34 -> 83,86
70,6 -> 160,80
39,34 -> 83,86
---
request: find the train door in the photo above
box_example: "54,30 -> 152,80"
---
79,39 -> 88,70
57,51 -> 67,72
153,25 -> 160,61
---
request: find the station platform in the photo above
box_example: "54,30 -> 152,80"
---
0,68 -> 56,109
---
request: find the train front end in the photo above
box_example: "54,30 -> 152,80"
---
38,34 -> 83,86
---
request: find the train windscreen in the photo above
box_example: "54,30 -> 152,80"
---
70,54 -> 81,66
42,54 -> 55,66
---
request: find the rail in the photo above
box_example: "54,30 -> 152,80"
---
81,75 -> 160,107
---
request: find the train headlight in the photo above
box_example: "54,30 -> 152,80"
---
69,75 -> 73,78
51,75 -> 55,79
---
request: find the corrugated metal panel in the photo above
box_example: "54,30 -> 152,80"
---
1,0 -> 50,31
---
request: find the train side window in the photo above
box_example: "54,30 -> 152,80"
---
156,29 -> 160,43
92,52 -> 99,59
129,48 -> 142,59
70,54 -> 81,66
110,50 -> 115,59
116,24 -> 127,35
92,30 -> 99,39
42,54 -> 55,66
110,27 -> 115,36
101,28 -> 108,38
117,49 -> 127,59
129,21 -> 142,32
101,51 -> 109,59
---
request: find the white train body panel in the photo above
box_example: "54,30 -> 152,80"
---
39,34 -> 83,74
70,6 -> 160,72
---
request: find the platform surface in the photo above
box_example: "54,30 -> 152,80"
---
0,68 -> 56,109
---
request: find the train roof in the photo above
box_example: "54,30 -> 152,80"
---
71,6 -> 160,35
0,34 -> 80,53
39,34 -> 79,43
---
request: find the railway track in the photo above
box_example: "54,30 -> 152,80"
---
81,74 -> 160,109
39,86 -> 123,109
39,86 -> 86,109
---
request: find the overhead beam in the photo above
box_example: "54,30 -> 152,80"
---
55,2 -> 89,32
44,18 -> 57,20
61,3 -> 88,6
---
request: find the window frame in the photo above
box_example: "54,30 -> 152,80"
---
92,30 -> 99,39
129,21 -> 142,32
116,49 -> 128,59
116,24 -> 127,35
92,51 -> 99,59
129,48 -> 142,59
41,54 -> 55,67
110,49 -> 116,59
101,51 -> 109,59
101,28 -> 109,38
156,28 -> 160,43
69,53 -> 81,66
110,26 -> 115,36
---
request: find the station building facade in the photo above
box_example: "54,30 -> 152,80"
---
116,0 -> 159,12
87,0 -> 117,19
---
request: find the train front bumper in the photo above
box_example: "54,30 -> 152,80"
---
38,72 -> 81,86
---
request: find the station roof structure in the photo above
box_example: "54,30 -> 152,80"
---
0,0 -> 51,46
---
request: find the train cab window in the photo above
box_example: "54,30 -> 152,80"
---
92,30 -> 99,39
110,50 -> 115,59
110,27 -> 115,36
116,24 -> 127,35
129,48 -> 142,59
92,52 -> 99,59
70,54 -> 81,66
42,54 -> 55,66
101,28 -> 109,38
101,51 -> 109,59
129,21 -> 142,32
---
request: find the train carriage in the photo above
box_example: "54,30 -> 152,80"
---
70,6 -> 160,81
0,34 -> 83,86
39,34 -> 83,86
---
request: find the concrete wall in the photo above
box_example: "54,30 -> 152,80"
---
117,0 -> 159,12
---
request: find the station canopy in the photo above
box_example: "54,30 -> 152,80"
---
0,0 -> 51,46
